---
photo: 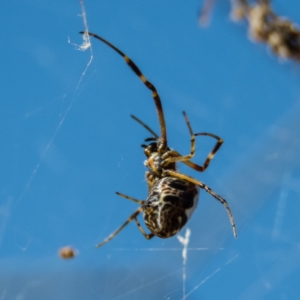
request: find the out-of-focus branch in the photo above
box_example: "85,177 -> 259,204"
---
200,0 -> 300,62
199,0 -> 215,26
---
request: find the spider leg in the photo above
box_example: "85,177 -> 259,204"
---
191,132 -> 223,171
162,111 -> 196,164
134,217 -> 155,239
162,111 -> 223,172
116,192 -> 144,205
79,31 -> 167,151
175,132 -> 223,172
96,207 -> 144,248
131,114 -> 158,138
162,170 -> 237,238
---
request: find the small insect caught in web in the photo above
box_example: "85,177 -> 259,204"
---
58,246 -> 77,259
79,31 -> 237,248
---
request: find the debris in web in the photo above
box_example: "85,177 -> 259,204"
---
68,0 -> 92,52
177,228 -> 191,300
59,246 -> 78,259
69,0 -> 94,90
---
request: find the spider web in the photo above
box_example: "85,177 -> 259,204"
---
16,0 -> 93,205
1,0 -> 300,299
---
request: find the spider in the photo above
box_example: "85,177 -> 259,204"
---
79,31 -> 237,247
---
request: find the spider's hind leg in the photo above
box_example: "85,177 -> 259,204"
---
162,169 -> 237,238
96,207 -> 144,248
134,217 -> 155,239
115,192 -> 154,239
116,192 -> 144,205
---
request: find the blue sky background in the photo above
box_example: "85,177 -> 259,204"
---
1,0 -> 300,299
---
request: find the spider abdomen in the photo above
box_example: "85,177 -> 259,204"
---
143,177 -> 199,238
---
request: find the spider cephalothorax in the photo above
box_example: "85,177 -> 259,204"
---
142,139 -> 177,189
79,31 -> 237,248
144,140 -> 167,177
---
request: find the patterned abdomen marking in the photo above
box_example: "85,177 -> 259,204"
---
143,177 -> 199,238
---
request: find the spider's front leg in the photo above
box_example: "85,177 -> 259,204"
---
161,111 -> 196,165
161,112 -> 223,173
